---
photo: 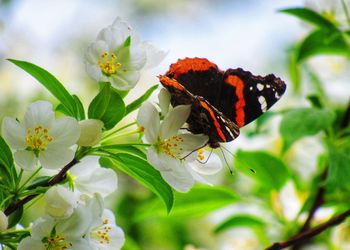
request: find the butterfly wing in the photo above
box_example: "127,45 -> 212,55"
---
219,68 -> 286,128
159,75 -> 239,147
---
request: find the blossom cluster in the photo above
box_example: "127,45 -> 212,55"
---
0,17 -> 223,250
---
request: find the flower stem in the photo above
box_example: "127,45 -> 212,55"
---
4,158 -> 79,216
17,167 -> 42,193
102,121 -> 137,140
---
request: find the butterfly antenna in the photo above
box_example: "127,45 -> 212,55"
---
219,146 -> 233,175
179,140 -> 209,161
221,145 -> 256,174
197,148 -> 213,164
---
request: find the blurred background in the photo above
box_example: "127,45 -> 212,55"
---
2,0 -> 350,250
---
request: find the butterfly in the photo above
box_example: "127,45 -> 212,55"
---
159,57 -> 286,148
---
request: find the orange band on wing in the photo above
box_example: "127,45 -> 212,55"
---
167,58 -> 219,79
225,75 -> 246,127
200,100 -> 226,142
159,75 -> 185,91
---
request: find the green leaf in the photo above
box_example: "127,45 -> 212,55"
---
88,83 -> 126,130
8,59 -> 79,118
0,136 -> 16,186
234,150 -> 290,191
135,185 -> 239,220
297,29 -> 350,61
327,142 -> 350,190
125,84 -> 159,115
287,46 -> 302,94
99,153 -> 173,213
214,214 -> 266,233
280,108 -> 335,152
98,145 -> 146,159
280,8 -> 337,29
72,95 -> 85,120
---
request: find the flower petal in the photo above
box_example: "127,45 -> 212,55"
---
189,151 -> 222,175
175,134 -> 209,156
73,165 -> 118,198
147,148 -> 180,171
158,88 -> 171,116
110,70 -> 140,90
24,101 -> 55,129
49,117 -> 80,147
160,166 -> 194,192
143,42 -> 168,69
159,105 -> 191,140
39,147 -> 75,170
18,237 -> 45,250
137,102 -> 160,144
14,150 -> 38,171
1,117 -> 26,150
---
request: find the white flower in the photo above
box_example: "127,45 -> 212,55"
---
1,101 -> 80,171
44,185 -> 78,219
69,156 -> 118,199
77,119 -> 104,147
18,214 -> 92,250
85,17 -> 167,90
137,96 -> 221,192
0,211 -> 8,232
88,209 -> 125,250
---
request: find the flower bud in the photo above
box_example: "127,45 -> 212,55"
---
45,185 -> 77,218
77,119 -> 104,147
0,210 -> 8,231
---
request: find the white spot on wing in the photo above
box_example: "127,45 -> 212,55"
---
275,92 -> 281,99
258,96 -> 267,112
249,86 -> 253,91
266,84 -> 271,88
257,83 -> 264,91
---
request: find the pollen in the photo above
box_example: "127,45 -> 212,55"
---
91,221 -> 112,245
197,148 -> 205,161
98,52 -> 122,76
25,125 -> 53,152
43,234 -> 71,250
159,135 -> 184,159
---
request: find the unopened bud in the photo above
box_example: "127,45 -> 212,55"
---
77,119 -> 104,146
45,185 -> 77,218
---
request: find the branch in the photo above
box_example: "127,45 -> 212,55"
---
4,158 -> 78,216
265,207 -> 350,250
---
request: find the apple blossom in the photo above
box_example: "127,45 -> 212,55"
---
1,101 -> 80,171
85,17 -> 167,90
137,95 -> 222,192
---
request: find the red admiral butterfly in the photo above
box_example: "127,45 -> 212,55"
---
159,57 -> 286,148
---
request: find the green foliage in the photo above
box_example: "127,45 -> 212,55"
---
7,59 -> 81,119
88,83 -> 126,130
125,84 -> 159,115
135,185 -> 239,220
100,153 -> 174,213
280,8 -> 337,29
327,141 -> 350,190
235,150 -> 290,191
297,29 -> 350,61
214,214 -> 266,233
0,136 -> 16,200
280,108 -> 335,152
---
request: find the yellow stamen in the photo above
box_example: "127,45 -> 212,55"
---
98,52 -> 122,76
25,125 -> 53,152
